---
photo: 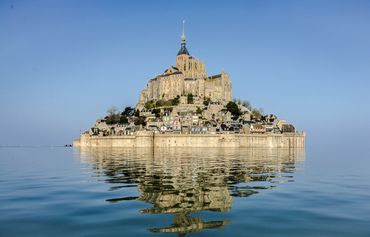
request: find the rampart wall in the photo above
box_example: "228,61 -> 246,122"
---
73,133 -> 305,148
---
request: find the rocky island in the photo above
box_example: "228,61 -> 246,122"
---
73,24 -> 305,148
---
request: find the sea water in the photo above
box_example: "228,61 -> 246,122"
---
0,145 -> 369,236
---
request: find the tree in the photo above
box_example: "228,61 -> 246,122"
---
196,106 -> 203,114
144,100 -> 156,110
134,116 -> 146,126
171,95 -> 180,106
164,100 -> 172,106
119,115 -> 128,124
187,93 -> 194,104
105,106 -> 120,124
155,100 -> 165,107
107,106 -> 119,116
258,107 -> 264,115
251,108 -> 263,120
226,101 -> 241,117
152,108 -> 161,118
242,100 -> 252,111
106,114 -> 120,124
122,106 -> 134,116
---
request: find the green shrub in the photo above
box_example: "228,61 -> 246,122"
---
226,101 -> 241,117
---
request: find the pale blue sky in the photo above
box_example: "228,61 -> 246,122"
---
0,0 -> 369,146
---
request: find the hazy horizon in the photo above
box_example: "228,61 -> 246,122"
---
1,0 -> 369,146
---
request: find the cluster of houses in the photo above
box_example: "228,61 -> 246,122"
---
87,99 -> 296,137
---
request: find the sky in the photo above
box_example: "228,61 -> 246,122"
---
0,0 -> 369,146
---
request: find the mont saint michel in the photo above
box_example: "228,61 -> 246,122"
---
73,25 -> 305,148
3,1 -> 370,237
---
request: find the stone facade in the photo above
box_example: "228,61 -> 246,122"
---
136,30 -> 232,111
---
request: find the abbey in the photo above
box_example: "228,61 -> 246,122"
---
136,25 -> 232,111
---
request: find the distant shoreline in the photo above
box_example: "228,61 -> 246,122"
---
0,145 -> 72,148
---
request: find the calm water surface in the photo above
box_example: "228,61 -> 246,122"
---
0,146 -> 369,236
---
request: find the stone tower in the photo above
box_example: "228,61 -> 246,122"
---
175,21 -> 207,79
136,22 -> 232,111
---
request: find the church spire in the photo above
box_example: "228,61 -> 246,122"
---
177,20 -> 190,56
181,20 -> 186,44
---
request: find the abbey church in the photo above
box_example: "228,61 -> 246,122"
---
136,24 -> 232,111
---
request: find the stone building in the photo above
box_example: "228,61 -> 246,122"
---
136,24 -> 232,111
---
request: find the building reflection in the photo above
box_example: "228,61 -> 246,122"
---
76,147 -> 305,235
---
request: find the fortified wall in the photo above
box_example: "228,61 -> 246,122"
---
73,133 -> 305,148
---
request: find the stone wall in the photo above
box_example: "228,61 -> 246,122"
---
74,133 -> 305,148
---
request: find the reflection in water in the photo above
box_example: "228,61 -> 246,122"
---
77,148 -> 305,235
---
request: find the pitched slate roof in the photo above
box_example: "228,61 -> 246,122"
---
177,43 -> 190,56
